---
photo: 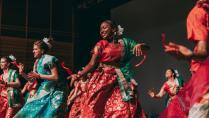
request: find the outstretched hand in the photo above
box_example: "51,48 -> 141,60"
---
134,43 -> 150,67
148,88 -> 156,98
133,43 -> 145,56
164,42 -> 192,59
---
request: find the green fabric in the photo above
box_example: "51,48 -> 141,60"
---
177,76 -> 184,87
14,54 -> 68,118
7,69 -> 21,107
47,56 -> 58,69
117,37 -> 138,101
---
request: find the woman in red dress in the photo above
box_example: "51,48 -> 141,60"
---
148,69 -> 184,107
160,0 -> 209,117
69,20 -> 147,118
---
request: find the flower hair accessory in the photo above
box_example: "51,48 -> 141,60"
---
117,25 -> 124,36
8,54 -> 20,67
174,69 -> 179,77
43,37 -> 52,49
8,54 -> 16,61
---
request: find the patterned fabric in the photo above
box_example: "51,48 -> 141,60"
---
14,54 -> 68,118
78,38 -> 146,118
23,79 -> 38,101
69,91 -> 87,118
0,69 -> 22,118
164,77 -> 184,106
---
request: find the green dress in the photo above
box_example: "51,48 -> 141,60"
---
14,54 -> 68,118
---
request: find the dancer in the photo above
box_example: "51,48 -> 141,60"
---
148,69 -> 184,106
18,63 -> 38,101
14,38 -> 69,118
160,0 -> 209,117
0,56 -> 22,118
68,72 -> 89,118
69,20 -> 147,118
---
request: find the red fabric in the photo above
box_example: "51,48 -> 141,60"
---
0,75 -> 8,116
5,107 -> 21,118
163,82 -> 179,97
26,80 -> 38,91
187,5 -> 209,72
0,90 -> 9,118
69,92 -> 87,118
73,40 -> 146,117
94,40 -> 123,63
160,56 -> 209,118
79,67 -> 145,118
160,6 -> 209,117
163,83 -> 174,96
70,40 -> 145,118
187,5 -> 209,41
159,96 -> 187,118
69,80 -> 89,118
61,62 -> 73,75
0,76 -> 21,118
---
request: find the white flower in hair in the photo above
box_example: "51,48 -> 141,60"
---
117,25 -> 124,36
43,37 -> 52,49
174,69 -> 179,77
8,54 -> 16,61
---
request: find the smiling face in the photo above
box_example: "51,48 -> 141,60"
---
0,58 -> 9,70
165,69 -> 174,79
33,44 -> 42,58
100,21 -> 115,40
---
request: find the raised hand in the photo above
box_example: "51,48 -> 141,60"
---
18,63 -> 24,74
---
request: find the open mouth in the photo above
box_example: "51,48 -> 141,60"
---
101,32 -> 108,38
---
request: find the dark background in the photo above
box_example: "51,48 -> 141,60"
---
0,0 -> 196,116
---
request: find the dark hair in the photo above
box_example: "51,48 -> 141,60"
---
102,20 -> 118,32
0,56 -> 17,70
1,56 -> 12,62
34,39 -> 51,53
101,20 -> 121,42
167,68 -> 176,78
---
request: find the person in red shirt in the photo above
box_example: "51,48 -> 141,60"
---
160,0 -> 209,118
